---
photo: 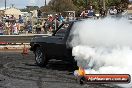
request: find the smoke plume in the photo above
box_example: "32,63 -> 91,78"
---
70,17 -> 132,87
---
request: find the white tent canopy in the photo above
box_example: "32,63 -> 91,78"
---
4,7 -> 21,19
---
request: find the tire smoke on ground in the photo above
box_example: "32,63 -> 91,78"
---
69,18 -> 132,87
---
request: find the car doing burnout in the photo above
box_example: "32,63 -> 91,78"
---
30,20 -> 78,67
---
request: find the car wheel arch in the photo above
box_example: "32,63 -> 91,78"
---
33,44 -> 41,52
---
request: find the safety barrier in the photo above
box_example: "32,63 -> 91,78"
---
0,34 -> 50,51
0,34 -> 50,44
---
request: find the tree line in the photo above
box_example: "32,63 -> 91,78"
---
21,0 -> 130,14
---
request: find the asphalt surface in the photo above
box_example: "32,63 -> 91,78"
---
0,51 -> 121,88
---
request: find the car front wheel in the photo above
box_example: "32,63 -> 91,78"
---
35,47 -> 48,67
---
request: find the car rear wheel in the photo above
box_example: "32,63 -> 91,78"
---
35,47 -> 48,67
72,59 -> 79,70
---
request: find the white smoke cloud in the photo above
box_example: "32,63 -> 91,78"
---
70,18 -> 132,48
70,17 -> 132,87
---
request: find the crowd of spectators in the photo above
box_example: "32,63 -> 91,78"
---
0,15 -> 19,35
0,6 -> 124,35
80,6 -> 96,18
80,5 -> 124,18
0,12 -> 66,35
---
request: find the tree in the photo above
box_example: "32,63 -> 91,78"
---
72,0 -> 86,8
21,6 -> 39,12
72,0 -> 103,11
105,0 -> 129,9
40,6 -> 52,12
48,0 -> 77,12
40,0 -> 129,13
26,6 -> 39,11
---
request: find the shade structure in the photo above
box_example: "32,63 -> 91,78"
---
4,7 -> 21,19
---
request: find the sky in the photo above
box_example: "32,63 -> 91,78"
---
0,0 -> 132,10
0,0 -> 51,9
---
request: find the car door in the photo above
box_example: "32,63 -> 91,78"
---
46,23 -> 72,57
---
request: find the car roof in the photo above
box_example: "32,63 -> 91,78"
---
63,19 -> 83,24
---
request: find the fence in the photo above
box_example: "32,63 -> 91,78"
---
0,34 -> 50,51
0,34 -> 50,44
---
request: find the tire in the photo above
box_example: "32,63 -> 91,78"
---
35,47 -> 48,67
71,59 -> 79,70
78,76 -> 87,85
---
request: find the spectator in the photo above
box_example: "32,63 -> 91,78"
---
5,22 -> 11,35
37,10 -> 42,18
36,23 -> 41,34
47,15 -> 54,32
53,14 -> 59,30
3,15 -> 9,22
99,7 -> 106,17
67,13 -> 74,21
109,6 -> 117,15
11,21 -> 19,35
117,6 -> 123,14
58,13 -> 64,23
10,15 -> 16,20
48,14 -> 53,22
43,19 -> 48,34
80,8 -> 87,18
25,21 -> 32,34
18,15 -> 24,24
0,21 -> 4,35
87,6 -> 95,17
55,14 -> 59,21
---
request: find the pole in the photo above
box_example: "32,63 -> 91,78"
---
5,0 -> 6,9
55,18 -> 56,31
85,0 -> 88,8
45,0 -> 46,6
103,0 -> 106,10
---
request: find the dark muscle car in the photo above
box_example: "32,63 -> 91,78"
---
30,20 -> 78,67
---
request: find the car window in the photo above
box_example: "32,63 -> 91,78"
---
55,23 -> 70,37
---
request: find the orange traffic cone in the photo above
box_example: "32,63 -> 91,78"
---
22,44 -> 28,54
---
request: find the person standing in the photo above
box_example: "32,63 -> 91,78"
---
25,21 -> 32,34
68,13 -> 74,21
58,13 -> 64,23
117,6 -> 123,14
99,7 -> 106,17
10,15 -> 16,21
52,14 -> 59,31
48,15 -> 54,32
12,22 -> 19,35
80,8 -> 87,18
0,21 -> 4,35
109,6 -> 117,15
37,10 -> 42,18
5,22 -> 11,35
18,15 -> 24,24
87,6 -> 95,18
36,23 -> 41,34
